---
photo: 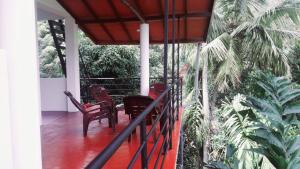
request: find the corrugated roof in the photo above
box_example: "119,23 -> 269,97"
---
57,0 -> 214,45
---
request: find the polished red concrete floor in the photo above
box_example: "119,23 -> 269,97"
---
41,108 -> 183,169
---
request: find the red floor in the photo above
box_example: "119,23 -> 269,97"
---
41,108 -> 183,169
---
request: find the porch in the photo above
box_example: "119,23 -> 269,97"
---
0,0 -> 213,168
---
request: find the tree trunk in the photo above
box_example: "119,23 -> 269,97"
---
194,43 -> 201,100
202,51 -> 210,164
210,88 -> 218,135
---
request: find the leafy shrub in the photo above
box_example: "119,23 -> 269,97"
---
183,101 -> 208,168
208,72 -> 300,169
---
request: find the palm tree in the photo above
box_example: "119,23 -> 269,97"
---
199,0 -> 300,162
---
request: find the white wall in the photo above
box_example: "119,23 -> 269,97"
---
36,0 -> 69,19
40,78 -> 67,111
0,50 -> 13,169
0,0 -> 42,168
36,8 -> 62,21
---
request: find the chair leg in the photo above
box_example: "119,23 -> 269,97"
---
83,118 -> 89,137
108,112 -> 113,128
111,113 -> 116,132
152,129 -> 157,142
108,113 -> 115,132
108,117 -> 112,128
114,108 -> 118,124
152,116 -> 157,142
128,121 -> 134,142
128,133 -> 131,142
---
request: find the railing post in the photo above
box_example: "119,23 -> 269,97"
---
140,119 -> 148,169
176,78 -> 180,120
177,15 -> 181,114
171,0 -> 176,127
180,77 -> 183,106
172,84 -> 175,127
168,89 -> 173,150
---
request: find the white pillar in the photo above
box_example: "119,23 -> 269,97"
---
65,16 -> 81,112
0,0 -> 42,168
0,50 -> 13,169
140,24 -> 150,96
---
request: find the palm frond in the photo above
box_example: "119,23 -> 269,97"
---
201,33 -> 231,63
256,0 -> 300,26
214,40 -> 242,92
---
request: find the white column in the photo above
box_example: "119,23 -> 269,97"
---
140,24 -> 150,96
0,50 -> 13,169
65,16 -> 81,112
0,0 -> 42,168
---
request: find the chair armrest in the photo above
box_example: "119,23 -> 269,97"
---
93,101 -> 112,108
85,102 -> 111,113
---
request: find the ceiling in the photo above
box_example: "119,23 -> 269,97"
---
57,0 -> 214,45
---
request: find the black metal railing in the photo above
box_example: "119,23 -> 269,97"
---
80,77 -> 177,104
85,79 -> 182,169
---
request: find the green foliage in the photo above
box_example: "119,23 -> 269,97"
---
216,95 -> 262,169
290,41 -> 300,83
79,35 -> 139,78
209,72 -> 300,169
183,101 -> 208,169
243,73 -> 300,169
206,144 -> 240,169
203,0 -> 300,93
38,21 -> 64,78
149,45 -> 163,77
38,25 -> 164,79
184,0 -> 300,167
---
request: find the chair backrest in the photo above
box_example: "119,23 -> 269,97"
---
150,83 -> 165,93
149,83 -> 166,100
90,85 -> 113,106
123,95 -> 155,124
64,91 -> 86,113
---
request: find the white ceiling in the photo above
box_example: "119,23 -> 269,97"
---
36,0 -> 69,21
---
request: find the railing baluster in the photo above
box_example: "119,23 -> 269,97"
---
140,119 -> 148,169
180,77 -> 183,106
168,89 -> 173,150
176,77 -> 180,120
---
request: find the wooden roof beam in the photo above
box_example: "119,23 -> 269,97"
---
57,0 -> 98,43
121,0 -> 146,23
107,0 -> 133,41
132,0 -> 153,42
81,0 -> 116,42
184,0 -> 188,41
78,12 -> 211,24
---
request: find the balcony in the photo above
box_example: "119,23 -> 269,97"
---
42,78 -> 183,169
0,0 -> 213,168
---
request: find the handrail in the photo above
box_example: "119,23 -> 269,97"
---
85,84 -> 173,169
80,77 -> 173,80
84,77 -> 183,169
80,77 -> 178,104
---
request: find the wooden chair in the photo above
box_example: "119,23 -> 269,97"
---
64,91 -> 115,137
89,85 -> 118,123
149,83 -> 168,132
150,83 -> 165,95
149,83 -> 166,111
123,95 -> 157,142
